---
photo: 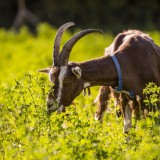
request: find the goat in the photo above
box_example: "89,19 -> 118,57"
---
38,22 -> 160,132
94,30 -> 159,132
94,30 -> 155,132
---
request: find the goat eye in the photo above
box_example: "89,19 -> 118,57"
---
64,76 -> 71,82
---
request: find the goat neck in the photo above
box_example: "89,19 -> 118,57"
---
79,55 -> 118,87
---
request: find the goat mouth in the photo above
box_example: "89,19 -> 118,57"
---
47,98 -> 72,114
47,102 -> 66,114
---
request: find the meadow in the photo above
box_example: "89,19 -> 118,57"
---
0,23 -> 160,160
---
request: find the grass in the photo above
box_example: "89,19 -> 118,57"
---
0,23 -> 160,160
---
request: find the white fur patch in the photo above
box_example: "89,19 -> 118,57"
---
95,114 -> 100,121
84,82 -> 90,89
94,112 -> 105,123
49,69 -> 52,82
57,66 -> 67,103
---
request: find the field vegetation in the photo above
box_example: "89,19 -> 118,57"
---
0,24 -> 160,159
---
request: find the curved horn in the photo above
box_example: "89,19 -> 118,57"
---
58,29 -> 103,66
53,22 -> 75,66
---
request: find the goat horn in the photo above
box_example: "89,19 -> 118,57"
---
53,22 -> 75,67
58,29 -> 103,66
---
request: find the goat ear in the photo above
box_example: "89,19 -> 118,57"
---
37,68 -> 51,73
71,66 -> 82,78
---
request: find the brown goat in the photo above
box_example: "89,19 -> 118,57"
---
38,22 -> 160,132
94,30 -> 155,132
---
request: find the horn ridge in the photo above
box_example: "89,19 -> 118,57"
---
53,22 -> 75,66
59,29 -> 103,66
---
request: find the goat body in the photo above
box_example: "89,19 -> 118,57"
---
94,30 -> 160,132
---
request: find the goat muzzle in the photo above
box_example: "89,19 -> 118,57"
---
47,98 -> 66,114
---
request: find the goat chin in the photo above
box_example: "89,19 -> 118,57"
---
57,105 -> 64,113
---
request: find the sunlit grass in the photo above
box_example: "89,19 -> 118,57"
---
0,23 -> 160,159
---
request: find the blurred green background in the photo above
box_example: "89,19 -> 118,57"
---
0,0 -> 160,33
